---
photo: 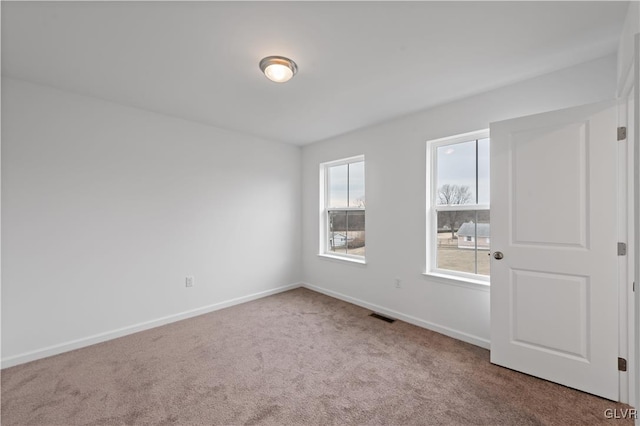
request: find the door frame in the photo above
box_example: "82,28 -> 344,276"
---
616,32 -> 638,410
617,89 -> 634,406
633,32 -> 639,419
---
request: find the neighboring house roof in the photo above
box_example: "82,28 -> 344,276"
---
457,222 -> 490,238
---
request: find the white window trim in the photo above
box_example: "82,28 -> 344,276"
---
318,252 -> 367,265
319,155 -> 366,264
425,129 -> 490,284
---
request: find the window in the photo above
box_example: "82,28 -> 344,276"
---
427,130 -> 489,281
320,156 -> 365,262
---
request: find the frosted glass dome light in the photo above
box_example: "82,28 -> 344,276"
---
259,56 -> 298,83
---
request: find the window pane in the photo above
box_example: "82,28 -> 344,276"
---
476,210 -> 490,276
348,161 -> 365,208
437,210 -> 476,274
328,211 -> 347,254
328,164 -> 348,208
436,140 -> 476,205
328,210 -> 365,257
436,210 -> 490,276
477,138 -> 490,205
346,210 -> 365,256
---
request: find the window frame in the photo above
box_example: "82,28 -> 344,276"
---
319,155 -> 366,264
426,130 -> 490,284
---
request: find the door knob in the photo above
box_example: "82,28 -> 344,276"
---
493,251 -> 504,260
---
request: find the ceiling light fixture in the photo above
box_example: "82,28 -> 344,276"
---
259,56 -> 298,83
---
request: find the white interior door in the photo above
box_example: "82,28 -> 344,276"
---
490,100 -> 619,400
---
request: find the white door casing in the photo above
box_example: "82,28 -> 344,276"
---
490,100 -> 619,400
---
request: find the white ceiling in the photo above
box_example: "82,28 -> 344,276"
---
1,1 -> 629,145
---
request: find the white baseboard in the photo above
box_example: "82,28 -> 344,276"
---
3,282 -> 490,369
1,282 -> 302,369
302,282 -> 491,350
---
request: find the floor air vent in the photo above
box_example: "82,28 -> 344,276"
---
369,312 -> 396,323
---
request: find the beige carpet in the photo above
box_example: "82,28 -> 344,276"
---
1,287 -> 633,425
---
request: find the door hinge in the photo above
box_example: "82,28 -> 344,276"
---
618,357 -> 627,372
633,281 -> 636,292
617,242 -> 627,256
617,127 -> 627,141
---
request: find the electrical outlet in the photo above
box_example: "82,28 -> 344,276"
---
185,276 -> 194,287
394,278 -> 401,288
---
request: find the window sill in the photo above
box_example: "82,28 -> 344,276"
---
318,253 -> 367,265
422,272 -> 490,292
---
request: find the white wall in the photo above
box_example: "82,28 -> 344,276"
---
617,1 -> 640,95
1,78 -> 302,365
301,55 -> 618,347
